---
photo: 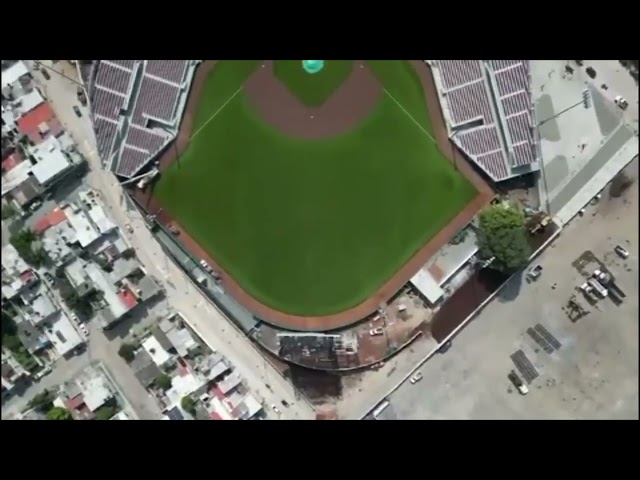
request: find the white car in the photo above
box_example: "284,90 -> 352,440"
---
369,327 -> 384,336
271,404 -> 282,415
79,324 -> 89,336
409,372 -> 423,384
614,245 -> 629,259
614,96 -> 629,110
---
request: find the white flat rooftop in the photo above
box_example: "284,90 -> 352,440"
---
45,313 -> 83,357
410,268 -> 444,305
142,336 -> 172,367
2,61 -> 29,89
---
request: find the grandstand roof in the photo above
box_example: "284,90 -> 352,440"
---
90,60 -> 196,178
433,60 -> 538,182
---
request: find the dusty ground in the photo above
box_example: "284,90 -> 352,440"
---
381,158 -> 638,420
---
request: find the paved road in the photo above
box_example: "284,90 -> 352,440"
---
34,61 -> 316,420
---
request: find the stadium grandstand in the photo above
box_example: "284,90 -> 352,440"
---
429,60 -> 539,182
87,60 -> 200,179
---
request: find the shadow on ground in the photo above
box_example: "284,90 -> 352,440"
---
497,270 -> 524,303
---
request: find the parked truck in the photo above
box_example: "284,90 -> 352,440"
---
588,278 -> 608,297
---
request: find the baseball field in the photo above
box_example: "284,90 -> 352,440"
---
153,60 -> 477,320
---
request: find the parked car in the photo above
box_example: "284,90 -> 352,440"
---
77,86 -> 87,106
29,200 -> 42,212
73,105 -> 82,118
124,223 -> 134,234
40,67 -> 51,80
199,259 -> 213,272
508,370 -> 529,395
438,340 -> 452,354
527,264 -> 543,281
614,96 -> 629,110
271,404 -> 282,415
614,245 -> 629,259
281,400 -> 290,408
369,327 -> 384,336
79,324 -> 89,336
409,372 -> 423,384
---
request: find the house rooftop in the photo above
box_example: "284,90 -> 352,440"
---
75,367 -> 113,412
142,336 -> 172,367
85,263 -> 129,320
45,312 -> 83,357
2,61 -> 29,89
16,102 -> 62,145
14,88 -> 45,117
1,150 -> 24,172
165,371 -> 207,409
23,287 -> 59,324
218,372 -> 242,395
1,244 -> 29,276
29,138 -> 72,185
165,326 -> 198,358
63,203 -> 100,248
33,207 -> 68,234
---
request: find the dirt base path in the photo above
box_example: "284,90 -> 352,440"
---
244,61 -> 383,139
131,60 -> 495,332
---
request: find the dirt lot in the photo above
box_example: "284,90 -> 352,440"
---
381,158 -> 638,420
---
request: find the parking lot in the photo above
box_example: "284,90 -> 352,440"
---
383,159 -> 638,420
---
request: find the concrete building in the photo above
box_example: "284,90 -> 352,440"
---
1,61 -> 30,91
10,88 -> 46,118
142,335 -> 172,368
1,244 -> 37,300
18,283 -> 59,325
164,370 -> 208,411
16,102 -> 64,145
28,136 -> 75,187
60,365 -> 115,417
43,312 -> 84,357
1,348 -> 29,398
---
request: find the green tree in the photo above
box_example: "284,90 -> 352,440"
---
118,342 -> 136,363
46,407 -> 73,420
94,405 -> 116,420
1,203 -> 16,220
155,374 -> 173,391
28,389 -> 56,413
181,396 -> 196,415
10,229 -> 46,268
476,201 -> 531,273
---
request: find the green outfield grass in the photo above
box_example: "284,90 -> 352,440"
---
273,60 -> 354,106
153,60 -> 477,320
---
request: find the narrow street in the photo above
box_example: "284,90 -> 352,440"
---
33,61 -> 316,420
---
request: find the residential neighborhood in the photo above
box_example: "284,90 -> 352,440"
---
1,60 -> 269,420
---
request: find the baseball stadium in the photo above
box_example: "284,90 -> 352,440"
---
88,60 -> 537,370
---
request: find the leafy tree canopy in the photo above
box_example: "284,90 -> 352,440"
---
47,407 -> 73,420
477,201 -> 531,273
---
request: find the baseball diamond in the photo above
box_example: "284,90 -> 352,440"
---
140,60 -> 492,331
